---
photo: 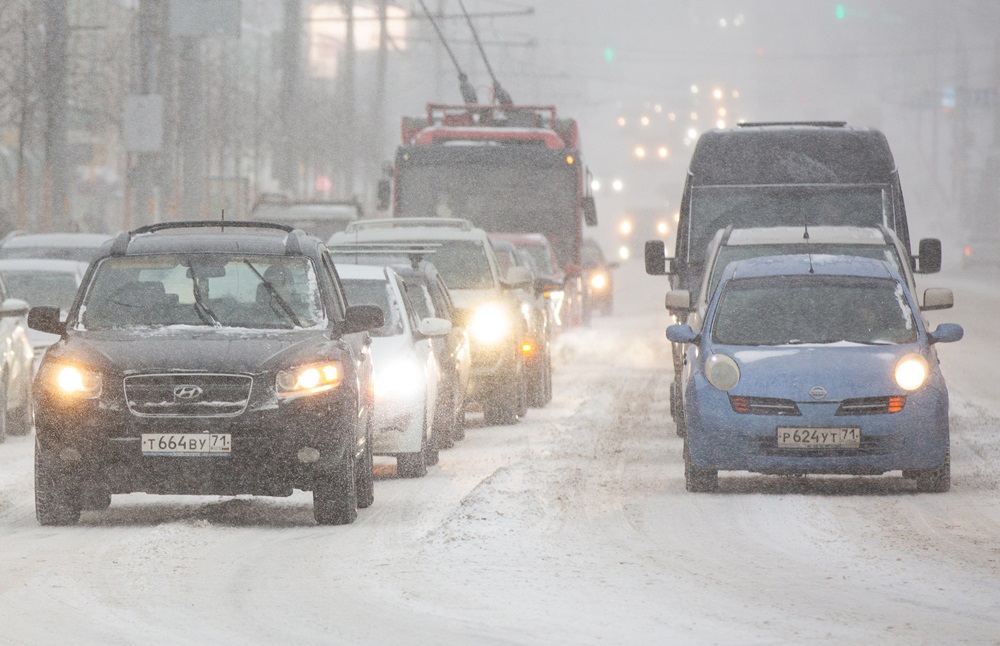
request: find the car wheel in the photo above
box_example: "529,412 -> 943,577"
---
527,357 -> 547,408
355,425 -> 375,509
516,359 -> 528,418
7,374 -> 34,437
313,446 -> 358,525
484,360 -> 523,426
670,381 -> 686,437
34,441 -> 82,526
397,413 -> 428,478
433,386 -> 456,450
79,488 -> 112,511
543,351 -> 553,404
915,449 -> 950,493
684,438 -> 717,493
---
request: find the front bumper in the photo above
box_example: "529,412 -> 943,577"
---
684,380 -> 950,475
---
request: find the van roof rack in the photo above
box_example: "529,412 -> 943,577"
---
737,121 -> 847,128
344,217 -> 472,233
110,220 -> 305,257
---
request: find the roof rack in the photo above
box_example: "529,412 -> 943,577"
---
344,217 -> 472,233
329,242 -> 441,254
737,121 -> 847,128
110,220 -> 305,257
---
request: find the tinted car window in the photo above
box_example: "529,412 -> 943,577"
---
712,276 -> 916,346
2,272 -> 79,310
340,278 -> 404,336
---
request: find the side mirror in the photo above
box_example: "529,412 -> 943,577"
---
664,289 -> 692,312
644,240 -> 672,276
534,277 -> 564,295
417,317 -> 452,338
503,266 -> 533,288
582,196 -> 597,226
666,323 -> 699,344
921,287 -> 953,311
343,304 -> 384,334
1,297 -> 30,319
914,238 -> 942,274
28,305 -> 64,335
928,323 -> 963,344
376,179 -> 391,212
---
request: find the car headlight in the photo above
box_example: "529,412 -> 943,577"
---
590,272 -> 608,290
374,359 -> 423,399
44,363 -> 103,399
705,353 -> 740,391
469,303 -> 510,345
276,361 -> 342,397
894,354 -> 929,391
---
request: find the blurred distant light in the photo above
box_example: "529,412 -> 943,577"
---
690,85 -> 699,94
690,111 -> 698,121
654,104 -> 663,113
716,119 -> 726,129
604,46 -> 615,62
618,246 -> 630,261
713,88 -> 723,100
633,145 -> 647,159
657,221 -> 669,236
617,116 -> 627,127
591,179 -> 601,192
718,107 -> 727,117
315,174 -> 332,192
619,219 -> 633,235
732,89 -> 741,99
658,146 -> 669,159
673,211 -> 680,223
687,128 -> 698,139
683,138 -> 693,146
668,112 -> 677,121
835,4 -> 846,19
734,13 -> 745,26
640,116 -> 650,126
719,18 -> 727,27
612,179 -> 624,192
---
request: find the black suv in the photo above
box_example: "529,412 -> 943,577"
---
28,221 -> 383,526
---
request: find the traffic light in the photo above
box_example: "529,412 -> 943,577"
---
835,4 -> 846,19
603,47 -> 615,63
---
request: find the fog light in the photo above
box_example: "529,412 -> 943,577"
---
59,447 -> 82,462
297,447 -> 321,463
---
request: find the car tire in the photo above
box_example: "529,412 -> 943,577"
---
356,426 -> 375,509
684,439 -> 717,493
527,357 -> 547,408
79,488 -> 112,511
397,413 -> 428,478
433,386 -> 456,450
34,442 -> 82,525
7,375 -> 34,437
915,449 -> 950,493
313,446 -> 358,525
484,359 -> 523,426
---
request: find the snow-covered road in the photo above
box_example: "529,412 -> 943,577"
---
1,262 -> 999,645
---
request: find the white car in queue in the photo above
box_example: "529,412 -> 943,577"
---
337,264 -> 452,478
0,259 -> 89,373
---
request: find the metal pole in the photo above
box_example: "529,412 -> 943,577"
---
43,0 -> 70,232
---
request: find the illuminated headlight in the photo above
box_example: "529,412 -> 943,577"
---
469,303 -> 510,345
705,353 -> 740,391
374,360 -> 423,399
276,361 -> 342,397
590,273 -> 608,290
894,354 -> 929,391
45,364 -> 103,399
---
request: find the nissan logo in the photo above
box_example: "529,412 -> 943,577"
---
809,386 -> 827,400
173,385 -> 204,401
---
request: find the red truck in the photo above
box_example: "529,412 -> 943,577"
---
382,102 -> 598,326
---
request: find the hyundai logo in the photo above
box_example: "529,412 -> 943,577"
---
809,386 -> 827,400
173,385 -> 204,401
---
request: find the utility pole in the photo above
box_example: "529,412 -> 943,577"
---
178,38 -> 205,218
43,0 -> 70,232
341,0 -> 356,199
278,0 -> 302,194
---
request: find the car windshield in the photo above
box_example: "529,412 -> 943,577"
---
340,278 -> 404,336
705,244 -> 903,301
1,271 -> 80,312
689,185 -> 888,264
517,244 -> 556,275
711,276 -> 917,346
78,255 -> 326,330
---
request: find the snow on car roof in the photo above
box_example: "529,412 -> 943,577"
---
0,258 -> 90,273
727,253 -> 899,281
725,226 -> 887,246
335,264 -> 390,281
1,232 -> 114,248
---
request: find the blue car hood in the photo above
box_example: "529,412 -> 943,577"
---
726,343 -> 919,401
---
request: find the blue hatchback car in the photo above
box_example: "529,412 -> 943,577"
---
666,254 -> 963,493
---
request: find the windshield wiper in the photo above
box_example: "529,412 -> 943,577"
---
189,275 -> 221,327
244,261 -> 302,328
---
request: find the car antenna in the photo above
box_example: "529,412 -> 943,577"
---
803,217 -> 815,273
418,0 -> 478,105
458,0 -> 512,106
221,208 -> 226,233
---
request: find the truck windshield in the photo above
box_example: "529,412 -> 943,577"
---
712,276 -> 916,346
688,185 -> 887,264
